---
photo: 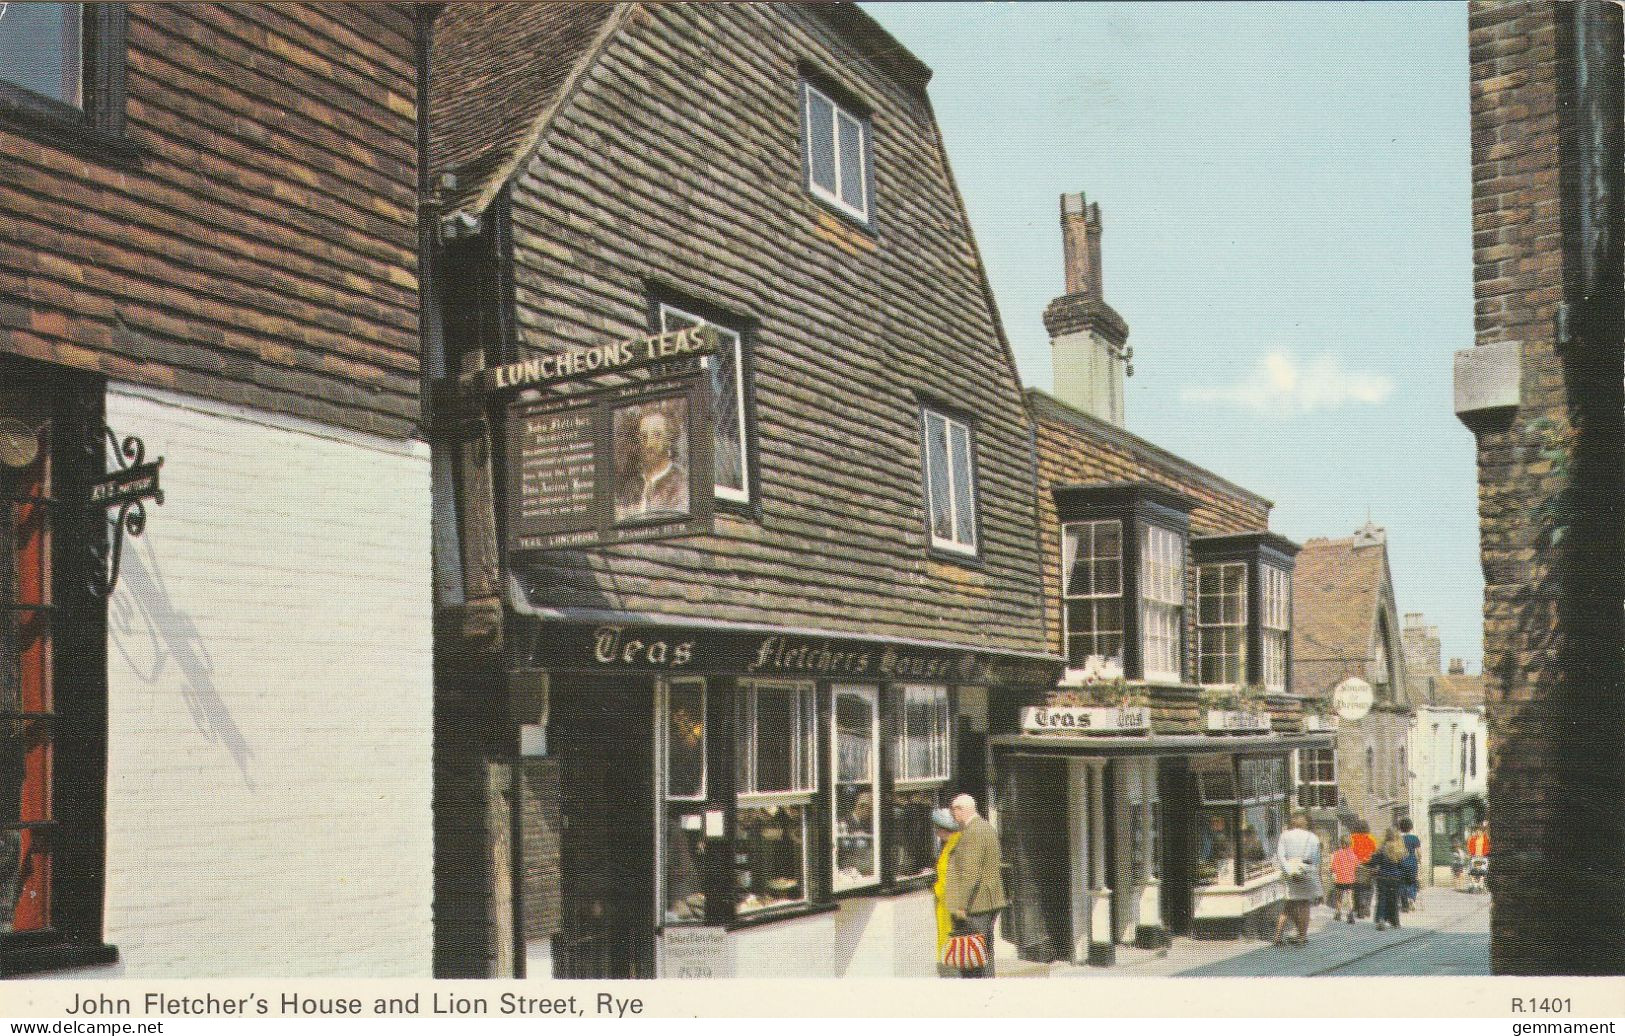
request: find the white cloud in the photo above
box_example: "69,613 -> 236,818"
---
1180,351 -> 1394,413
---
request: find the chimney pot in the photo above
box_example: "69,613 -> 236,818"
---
1059,192 -> 1104,299
1448,658 -> 1465,675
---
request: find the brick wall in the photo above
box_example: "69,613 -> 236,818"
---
0,4 -> 421,438
92,385 -> 434,976
1467,0 -> 1625,973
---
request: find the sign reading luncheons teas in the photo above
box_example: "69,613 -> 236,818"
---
1021,705 -> 1151,735
497,328 -> 718,552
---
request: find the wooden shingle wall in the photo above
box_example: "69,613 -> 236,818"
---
0,4 -> 421,437
501,3 -> 1048,654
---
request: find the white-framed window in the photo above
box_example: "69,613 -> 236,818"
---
735,681 -> 816,915
658,304 -> 749,504
802,80 -> 870,222
0,2 -> 82,106
1261,564 -> 1290,691
1062,519 -> 1123,667
832,685 -> 880,892
922,408 -> 977,555
1197,562 -> 1247,686
1295,747 -> 1337,809
892,684 -> 951,880
1140,524 -> 1184,682
659,678 -> 708,925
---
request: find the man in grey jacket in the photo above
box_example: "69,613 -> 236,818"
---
945,793 -> 1007,978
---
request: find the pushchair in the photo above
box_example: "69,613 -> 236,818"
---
1467,855 -> 1489,893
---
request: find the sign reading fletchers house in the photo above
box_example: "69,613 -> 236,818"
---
495,328 -> 717,552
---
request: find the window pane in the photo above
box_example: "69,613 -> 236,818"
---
666,683 -> 705,799
889,785 -> 943,880
925,413 -> 952,541
835,689 -> 874,783
736,805 -> 806,914
1096,520 -> 1121,562
898,685 -> 949,782
836,110 -> 866,213
753,689 -> 795,793
1196,808 -> 1235,887
665,806 -> 708,924
0,3 -> 82,106
660,306 -> 747,499
948,420 -> 975,547
805,88 -> 836,194
833,687 -> 878,890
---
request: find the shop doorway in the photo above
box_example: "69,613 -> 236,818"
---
552,681 -> 656,978
998,755 -> 1072,962
1158,759 -> 1195,936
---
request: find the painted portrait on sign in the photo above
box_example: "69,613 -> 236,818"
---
613,396 -> 691,524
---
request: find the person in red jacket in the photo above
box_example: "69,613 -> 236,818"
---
1349,823 -> 1378,919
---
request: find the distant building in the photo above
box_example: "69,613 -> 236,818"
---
1290,523 -> 1417,840
1408,702 -> 1487,886
1401,612 -> 1442,698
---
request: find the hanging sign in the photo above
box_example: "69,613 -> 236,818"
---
506,370 -> 714,552
1332,678 -> 1374,721
88,429 -> 164,596
469,326 -> 717,399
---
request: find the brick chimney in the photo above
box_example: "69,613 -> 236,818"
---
1044,192 -> 1131,426
1449,658 -> 1465,675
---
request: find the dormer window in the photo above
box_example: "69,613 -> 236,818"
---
1192,532 -> 1300,692
801,79 -> 871,223
1056,483 -> 1192,682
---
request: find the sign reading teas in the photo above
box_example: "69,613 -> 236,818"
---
1021,706 -> 1151,734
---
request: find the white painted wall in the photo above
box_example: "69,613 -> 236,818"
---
87,385 -> 434,977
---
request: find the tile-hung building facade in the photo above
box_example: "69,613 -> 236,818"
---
1400,613 -> 1487,884
0,4 -> 434,976
1290,526 -> 1416,847
991,194 -> 1330,967
425,2 -> 1056,979
1460,0 -> 1624,973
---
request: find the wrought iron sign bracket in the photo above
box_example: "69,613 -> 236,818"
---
89,428 -> 164,598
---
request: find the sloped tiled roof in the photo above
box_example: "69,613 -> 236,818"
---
429,2 -> 621,215
1431,671 -> 1486,709
1291,533 -> 1389,697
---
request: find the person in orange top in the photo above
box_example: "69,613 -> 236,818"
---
1329,835 -> 1360,923
1466,825 -> 1490,859
1466,823 -> 1491,893
1349,823 -> 1378,919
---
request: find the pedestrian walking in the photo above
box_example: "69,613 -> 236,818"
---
1399,817 -> 1422,911
943,793 -> 1007,978
1273,812 -> 1323,945
1466,823 -> 1490,894
1329,834 -> 1359,922
1350,821 -> 1378,919
931,808 -> 962,975
1450,838 -> 1467,891
1373,829 -> 1407,930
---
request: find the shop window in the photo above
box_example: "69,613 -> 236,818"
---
1194,756 -> 1288,887
1260,564 -> 1290,691
1295,747 -> 1336,809
1238,756 -> 1286,881
0,4 -> 129,156
1061,519 -> 1123,669
657,303 -> 750,506
661,680 -> 708,925
1140,525 -> 1184,682
801,78 -> 871,223
891,684 -> 950,880
1196,562 -> 1246,687
1125,761 -> 1160,883
921,407 -> 978,556
832,685 -> 879,892
735,682 -> 815,915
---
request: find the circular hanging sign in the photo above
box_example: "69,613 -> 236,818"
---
1332,677 -> 1374,721
0,417 -> 40,469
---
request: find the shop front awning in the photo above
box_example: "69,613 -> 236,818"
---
1430,790 -> 1487,810
989,731 -> 1335,758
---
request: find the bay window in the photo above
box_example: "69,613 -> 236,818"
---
1193,755 -> 1289,888
1191,532 -> 1301,690
1054,483 -> 1191,682
1295,747 -> 1337,809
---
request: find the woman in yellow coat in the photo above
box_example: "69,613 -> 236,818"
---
931,808 -> 963,967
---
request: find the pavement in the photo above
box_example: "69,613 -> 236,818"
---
999,883 -> 1492,978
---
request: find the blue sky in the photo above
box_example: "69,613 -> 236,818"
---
866,2 -> 1483,673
